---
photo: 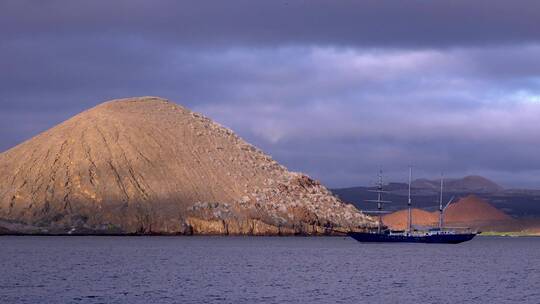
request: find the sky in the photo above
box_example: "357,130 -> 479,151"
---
1,1 -> 540,188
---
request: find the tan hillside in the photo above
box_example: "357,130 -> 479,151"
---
0,97 -> 376,235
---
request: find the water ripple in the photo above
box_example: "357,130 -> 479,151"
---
0,236 -> 539,304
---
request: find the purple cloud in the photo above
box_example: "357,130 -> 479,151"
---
1,1 -> 540,188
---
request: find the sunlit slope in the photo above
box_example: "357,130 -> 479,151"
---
0,97 -> 375,234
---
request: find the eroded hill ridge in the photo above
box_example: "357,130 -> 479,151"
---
0,97 -> 376,235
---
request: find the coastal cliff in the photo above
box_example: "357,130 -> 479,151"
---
0,97 -> 376,235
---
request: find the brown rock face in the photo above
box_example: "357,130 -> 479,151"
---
0,97 -> 375,235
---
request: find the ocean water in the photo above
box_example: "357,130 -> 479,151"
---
1,236 -> 539,304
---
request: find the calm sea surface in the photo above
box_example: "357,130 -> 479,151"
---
1,236 -> 539,304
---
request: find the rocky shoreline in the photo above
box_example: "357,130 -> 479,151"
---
0,216 -> 361,236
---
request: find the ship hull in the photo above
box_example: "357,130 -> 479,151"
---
348,232 -> 476,244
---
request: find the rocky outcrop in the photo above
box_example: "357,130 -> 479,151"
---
0,97 -> 376,235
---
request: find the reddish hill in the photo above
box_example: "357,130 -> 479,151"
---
382,208 -> 437,230
444,195 -> 511,224
524,227 -> 540,236
383,195 -> 512,230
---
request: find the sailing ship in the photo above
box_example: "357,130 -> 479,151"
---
348,168 -> 477,244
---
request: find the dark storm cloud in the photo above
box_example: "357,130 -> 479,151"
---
1,0 -> 540,48
1,1 -> 540,188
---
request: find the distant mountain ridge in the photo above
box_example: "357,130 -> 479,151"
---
411,175 -> 504,193
331,175 -> 540,220
358,175 -> 504,194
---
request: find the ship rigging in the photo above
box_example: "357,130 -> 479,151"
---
348,168 -> 478,244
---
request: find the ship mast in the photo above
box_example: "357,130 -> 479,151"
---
365,169 -> 391,233
407,167 -> 412,234
439,173 -> 444,229
376,171 -> 384,233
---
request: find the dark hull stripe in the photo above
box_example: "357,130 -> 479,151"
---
348,232 -> 476,244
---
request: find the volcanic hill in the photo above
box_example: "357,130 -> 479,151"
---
381,208 -> 437,230
443,195 -> 512,225
0,97 -> 375,235
382,195 -> 512,230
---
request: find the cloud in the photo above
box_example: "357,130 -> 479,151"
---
1,1 -> 540,188
193,47 -> 540,187
2,0 -> 540,48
